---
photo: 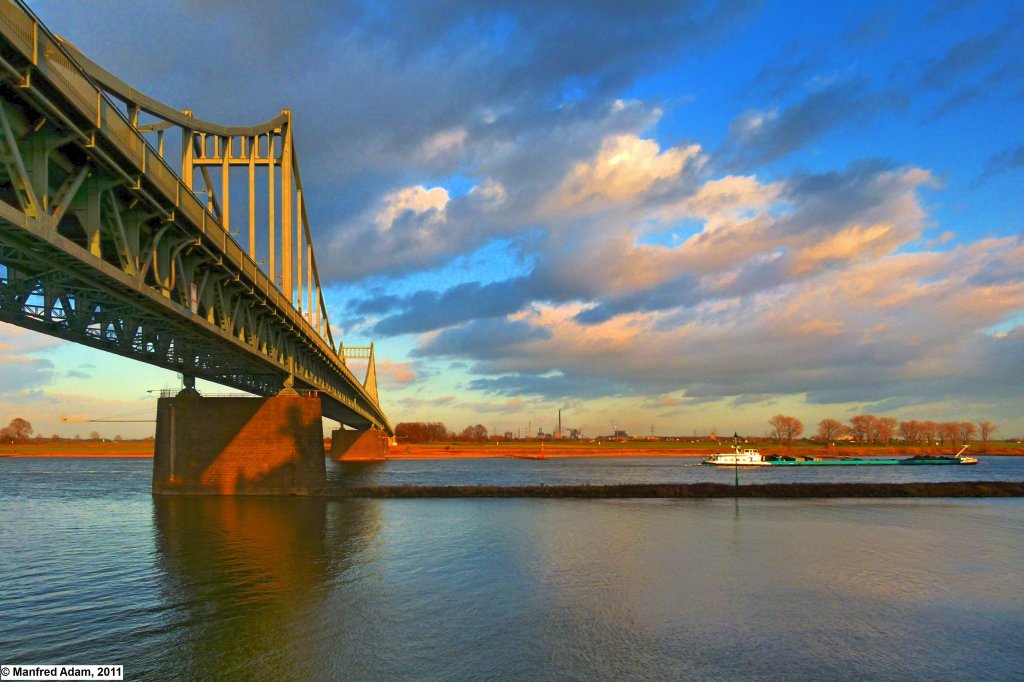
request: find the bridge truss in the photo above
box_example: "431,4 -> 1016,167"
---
0,0 -> 390,432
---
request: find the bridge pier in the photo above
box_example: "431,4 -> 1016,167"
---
153,392 -> 326,495
330,427 -> 390,461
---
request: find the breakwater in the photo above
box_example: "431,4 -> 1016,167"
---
330,481 -> 1024,499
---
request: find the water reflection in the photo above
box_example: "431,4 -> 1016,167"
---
151,497 -> 382,679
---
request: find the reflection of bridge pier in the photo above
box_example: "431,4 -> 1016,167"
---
152,496 -> 382,679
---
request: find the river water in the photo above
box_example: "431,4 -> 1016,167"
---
2,457 -> 1023,680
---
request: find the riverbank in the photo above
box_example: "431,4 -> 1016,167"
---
0,441 -> 154,457
3,439 -> 1022,458
331,481 -> 1024,499
393,441 -> 1024,459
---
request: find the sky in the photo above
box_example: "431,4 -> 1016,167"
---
2,0 -> 1022,440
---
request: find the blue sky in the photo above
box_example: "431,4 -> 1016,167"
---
2,0 -> 1022,439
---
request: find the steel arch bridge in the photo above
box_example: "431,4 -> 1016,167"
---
0,0 -> 391,433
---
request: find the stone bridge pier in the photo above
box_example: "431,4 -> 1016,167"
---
153,381 -> 391,494
153,389 -> 327,495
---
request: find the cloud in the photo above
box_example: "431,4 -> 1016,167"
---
916,21 -> 1015,91
718,80 -> 904,170
550,134 -> 703,209
374,186 -> 450,231
924,0 -> 981,25
376,360 -> 419,385
416,318 -> 552,359
977,141 -> 1024,182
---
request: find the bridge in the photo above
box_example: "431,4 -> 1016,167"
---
0,1 -> 391,492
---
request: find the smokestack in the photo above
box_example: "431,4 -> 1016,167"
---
558,409 -> 562,440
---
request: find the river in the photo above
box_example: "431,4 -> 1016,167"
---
2,457 -> 1022,680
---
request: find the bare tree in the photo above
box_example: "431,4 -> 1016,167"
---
959,422 -> 977,444
978,421 -> 996,442
817,418 -> 846,442
877,417 -> 898,445
88,430 -> 101,441
899,420 -> 922,445
921,421 -> 939,445
849,415 -> 878,443
939,422 -> 960,448
768,415 -> 788,445
769,415 -> 803,445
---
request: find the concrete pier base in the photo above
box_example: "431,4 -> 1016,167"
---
153,393 -> 326,495
330,427 -> 390,461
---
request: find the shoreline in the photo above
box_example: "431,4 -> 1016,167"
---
3,442 -> 1022,459
330,481 -> 1024,499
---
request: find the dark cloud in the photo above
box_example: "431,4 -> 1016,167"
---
718,80 -> 904,170
415,318 -> 552,359
924,0 -> 981,25
573,275 -> 700,324
741,43 -> 820,101
370,276 -> 537,336
916,21 -> 1016,91
469,372 -> 634,401
977,141 -> 1024,182
845,6 -> 900,46
778,158 -> 901,233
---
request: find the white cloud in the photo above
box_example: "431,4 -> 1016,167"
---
552,134 -> 704,208
374,185 -> 450,231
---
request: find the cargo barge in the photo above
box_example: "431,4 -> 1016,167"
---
702,445 -> 977,467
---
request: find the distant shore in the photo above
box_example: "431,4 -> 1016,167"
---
333,481 -> 1024,499
2,440 -> 1022,459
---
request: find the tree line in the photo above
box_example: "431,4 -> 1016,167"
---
767,413 -> 997,447
395,422 -> 497,443
0,417 -> 126,443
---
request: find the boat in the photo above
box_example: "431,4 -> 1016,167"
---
701,445 -> 979,466
899,445 -> 978,465
701,447 -> 771,467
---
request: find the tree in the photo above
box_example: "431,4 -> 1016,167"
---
899,420 -> 924,445
395,422 -> 452,443
88,430 -> 101,441
817,418 -> 846,442
938,422 -> 960,448
877,417 -> 898,445
959,422 -> 977,445
0,417 -> 33,443
978,421 -> 996,442
113,434 -> 123,442
768,414 -> 803,445
458,424 -> 488,442
921,421 -> 939,445
849,415 -> 878,443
